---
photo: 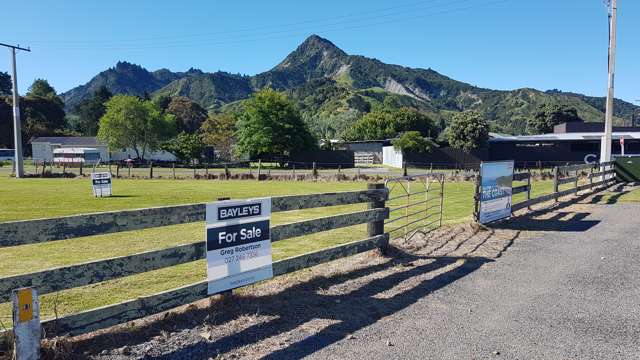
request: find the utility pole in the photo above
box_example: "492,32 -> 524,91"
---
600,0 -> 617,163
0,42 -> 30,178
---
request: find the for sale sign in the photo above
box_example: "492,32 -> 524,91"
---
205,198 -> 273,295
91,172 -> 112,197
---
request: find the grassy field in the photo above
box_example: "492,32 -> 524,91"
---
0,176 -> 555,328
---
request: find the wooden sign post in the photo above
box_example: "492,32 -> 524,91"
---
12,287 -> 40,360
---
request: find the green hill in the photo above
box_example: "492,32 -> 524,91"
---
62,35 -> 639,135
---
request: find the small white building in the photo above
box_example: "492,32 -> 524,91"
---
32,137 -> 110,163
31,137 -> 177,163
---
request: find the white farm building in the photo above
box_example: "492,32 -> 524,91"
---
31,137 -> 177,163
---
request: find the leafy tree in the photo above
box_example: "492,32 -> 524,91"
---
342,110 -> 394,140
235,88 -> 316,160
201,113 -> 237,161
342,107 -> 435,141
162,132 -> 205,164
98,95 -> 176,160
72,86 -> 113,135
28,79 -> 56,97
166,96 -> 208,133
304,109 -> 361,144
0,72 -> 11,95
21,96 -> 67,139
27,79 -> 64,107
0,94 -> 68,150
528,104 -> 583,134
153,95 -> 171,112
448,111 -> 489,153
392,131 -> 432,153
0,98 -> 12,147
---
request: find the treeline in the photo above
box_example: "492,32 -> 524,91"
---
0,75 -> 69,152
0,70 -> 587,162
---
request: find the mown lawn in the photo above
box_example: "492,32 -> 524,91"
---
0,176 -> 551,327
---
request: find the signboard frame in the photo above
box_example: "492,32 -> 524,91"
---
205,198 -> 273,295
478,160 -> 514,224
91,172 -> 112,197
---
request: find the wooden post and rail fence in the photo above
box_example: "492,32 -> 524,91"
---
0,186 -> 392,341
474,162 -> 617,220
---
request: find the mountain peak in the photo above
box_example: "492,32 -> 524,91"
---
273,34 -> 348,77
299,35 -> 342,51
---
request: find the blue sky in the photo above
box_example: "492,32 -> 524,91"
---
2,0 -> 638,103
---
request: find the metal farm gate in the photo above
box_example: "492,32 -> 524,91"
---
385,173 -> 445,241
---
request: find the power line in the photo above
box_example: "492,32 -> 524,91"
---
27,0 -> 458,44
39,0 -> 511,51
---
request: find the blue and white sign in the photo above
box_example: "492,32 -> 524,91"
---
205,198 -> 273,295
479,161 -> 514,224
91,172 -> 112,197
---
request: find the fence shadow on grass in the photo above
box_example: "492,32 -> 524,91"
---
68,248 -> 492,359
588,186 -> 630,205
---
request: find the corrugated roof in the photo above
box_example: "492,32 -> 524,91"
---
489,132 -> 640,142
30,137 -> 105,146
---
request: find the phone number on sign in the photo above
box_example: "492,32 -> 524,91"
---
223,250 -> 260,264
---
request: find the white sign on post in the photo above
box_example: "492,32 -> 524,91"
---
91,172 -> 112,197
206,198 -> 273,295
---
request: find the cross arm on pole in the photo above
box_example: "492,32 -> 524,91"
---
0,43 -> 31,52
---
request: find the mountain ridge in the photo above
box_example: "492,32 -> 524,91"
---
61,35 -> 639,135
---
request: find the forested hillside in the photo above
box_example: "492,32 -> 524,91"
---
61,35 -> 639,136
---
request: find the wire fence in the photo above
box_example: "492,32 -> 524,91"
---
0,158 -> 595,181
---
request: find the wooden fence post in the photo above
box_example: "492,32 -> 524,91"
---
216,197 -> 233,301
150,162 -> 154,179
473,173 -> 482,222
367,183 -> 387,255
526,170 -> 532,208
553,166 -> 559,202
12,287 -> 40,360
257,159 -> 262,181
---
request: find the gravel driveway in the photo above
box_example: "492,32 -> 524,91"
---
309,202 -> 640,360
